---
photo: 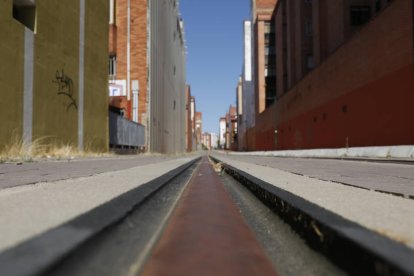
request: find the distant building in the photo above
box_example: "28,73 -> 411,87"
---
202,132 -> 218,150
190,96 -> 197,148
195,112 -> 202,149
185,85 -> 193,152
210,133 -> 219,150
241,20 -> 255,150
201,133 -> 211,150
219,117 -> 226,149
251,0 -> 277,116
236,76 -> 246,151
224,106 -> 237,150
0,0 -> 109,152
108,0 -> 148,126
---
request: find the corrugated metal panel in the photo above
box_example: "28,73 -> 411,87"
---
109,112 -> 145,147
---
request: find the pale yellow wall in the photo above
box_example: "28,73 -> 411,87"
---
84,0 -> 109,151
0,0 -> 25,150
0,0 -> 109,152
32,0 -> 80,147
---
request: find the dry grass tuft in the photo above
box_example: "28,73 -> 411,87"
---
0,136 -> 110,163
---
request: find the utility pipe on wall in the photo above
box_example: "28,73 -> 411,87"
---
127,0 -> 131,102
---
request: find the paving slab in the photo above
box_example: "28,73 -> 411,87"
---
210,154 -> 414,250
215,153 -> 414,198
0,156 -> 198,253
0,155 -> 188,190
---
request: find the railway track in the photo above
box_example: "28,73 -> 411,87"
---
0,155 -> 413,275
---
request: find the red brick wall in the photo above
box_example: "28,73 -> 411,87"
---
254,103 -> 277,150
134,1 -> 148,126
254,0 -> 278,12
252,0 -> 414,150
277,65 -> 414,149
109,24 -> 117,55
111,0 -> 148,125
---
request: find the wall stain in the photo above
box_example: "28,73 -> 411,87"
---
53,69 -> 77,111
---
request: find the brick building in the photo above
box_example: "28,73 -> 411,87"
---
195,112 -> 202,149
109,0 -> 187,153
242,0 -> 414,151
185,85 -> 196,152
201,133 -> 211,150
224,105 -> 238,150
108,0 -> 148,126
219,117 -> 226,149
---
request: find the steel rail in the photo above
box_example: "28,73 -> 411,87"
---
141,156 -> 278,275
210,155 -> 414,276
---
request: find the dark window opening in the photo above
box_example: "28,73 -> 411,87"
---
264,20 -> 276,108
109,55 -> 117,79
342,105 -> 348,113
350,6 -> 371,27
376,0 -> 382,12
265,76 -> 276,107
307,55 -> 315,70
323,113 -> 327,120
13,1 -> 36,32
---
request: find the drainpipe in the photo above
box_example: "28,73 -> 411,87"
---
127,0 -> 131,103
132,80 -> 139,122
147,0 -> 152,152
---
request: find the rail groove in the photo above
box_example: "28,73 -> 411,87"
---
210,156 -> 414,276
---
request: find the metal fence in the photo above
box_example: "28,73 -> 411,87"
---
109,111 -> 145,148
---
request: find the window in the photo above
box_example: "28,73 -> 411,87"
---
109,55 -> 117,79
307,55 -> 315,70
109,0 -> 117,25
264,20 -> 276,107
350,6 -> 371,26
305,22 -> 313,37
375,0 -> 382,12
13,0 -> 36,32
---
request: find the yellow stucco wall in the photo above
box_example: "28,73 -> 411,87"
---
0,0 -> 108,152
0,0 -> 24,151
84,0 -> 109,151
33,0 -> 80,146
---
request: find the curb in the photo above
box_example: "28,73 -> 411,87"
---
0,157 -> 200,276
211,156 -> 414,276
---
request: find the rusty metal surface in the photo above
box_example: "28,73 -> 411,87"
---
141,156 -> 277,275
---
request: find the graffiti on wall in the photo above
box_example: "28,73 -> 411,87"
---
53,69 -> 77,111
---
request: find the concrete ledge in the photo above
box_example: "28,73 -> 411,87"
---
0,157 -> 199,276
211,154 -> 414,275
225,145 -> 414,160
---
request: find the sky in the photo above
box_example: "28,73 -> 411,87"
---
180,0 -> 251,134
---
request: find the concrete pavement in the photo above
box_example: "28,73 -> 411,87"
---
0,155 -> 199,253
0,155 -> 187,190
214,153 -> 414,198
210,153 -> 414,250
